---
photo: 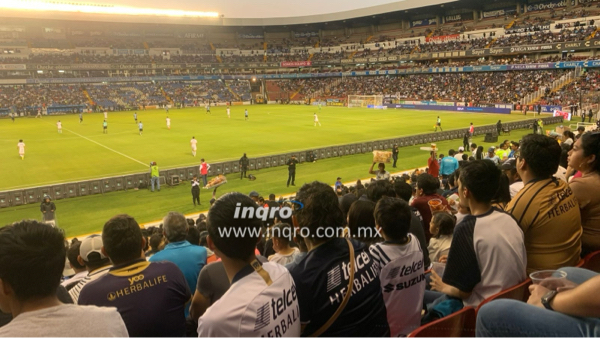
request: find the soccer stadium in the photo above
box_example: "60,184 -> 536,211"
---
0,0 -> 599,336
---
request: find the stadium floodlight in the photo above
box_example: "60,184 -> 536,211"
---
0,0 -> 219,18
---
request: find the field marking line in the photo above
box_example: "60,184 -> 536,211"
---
60,126 -> 148,167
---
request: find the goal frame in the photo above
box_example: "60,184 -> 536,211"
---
347,95 -> 384,108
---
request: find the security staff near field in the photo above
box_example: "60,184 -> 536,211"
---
239,153 -> 249,179
40,196 -> 56,227
286,155 -> 299,187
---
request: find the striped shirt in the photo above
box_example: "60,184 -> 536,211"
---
506,178 -> 582,273
369,234 -> 425,336
68,265 -> 111,303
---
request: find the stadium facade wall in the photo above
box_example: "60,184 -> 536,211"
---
0,116 -> 564,208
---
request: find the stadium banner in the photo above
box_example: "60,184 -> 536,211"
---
426,34 -> 461,43
526,0 -> 568,12
238,33 -> 264,39
110,32 -> 142,37
410,18 -> 437,28
482,7 -> 518,18
444,14 -> 463,23
505,24 -> 551,34
386,103 -> 511,114
294,31 -> 319,38
0,64 -> 25,70
280,61 -> 312,67
177,33 -> 205,39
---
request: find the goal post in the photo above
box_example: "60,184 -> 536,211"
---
347,95 -> 384,108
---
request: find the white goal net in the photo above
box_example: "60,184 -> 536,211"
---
347,95 -> 384,108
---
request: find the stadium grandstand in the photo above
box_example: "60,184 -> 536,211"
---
1,0 -> 600,336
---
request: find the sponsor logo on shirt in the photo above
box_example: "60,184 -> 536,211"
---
254,285 -> 300,336
106,274 -> 168,301
328,251 -> 379,305
382,260 -> 425,293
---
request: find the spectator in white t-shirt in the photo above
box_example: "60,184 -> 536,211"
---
0,221 -> 127,337
429,160 -> 527,308
198,193 -> 300,337
370,196 -> 426,336
454,147 -> 465,161
268,223 -> 301,266
501,158 -> 524,199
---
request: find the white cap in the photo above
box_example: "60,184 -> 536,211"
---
458,147 -> 465,152
79,235 -> 106,262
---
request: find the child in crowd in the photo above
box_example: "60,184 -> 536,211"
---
268,223 -> 301,266
428,212 -> 455,264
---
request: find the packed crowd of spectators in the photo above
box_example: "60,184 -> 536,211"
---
0,84 -> 87,110
2,125 -> 600,336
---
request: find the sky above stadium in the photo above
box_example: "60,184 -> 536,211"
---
102,0 -> 407,18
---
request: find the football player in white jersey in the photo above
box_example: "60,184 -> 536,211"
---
166,116 -> 171,130
190,136 -> 198,157
56,120 -> 62,134
17,139 -> 25,160
314,113 -> 321,127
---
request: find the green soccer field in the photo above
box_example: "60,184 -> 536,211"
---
1,105 -> 530,190
0,106 -> 544,237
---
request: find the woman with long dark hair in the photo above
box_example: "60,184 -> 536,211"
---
568,132 -> 600,254
475,146 -> 484,160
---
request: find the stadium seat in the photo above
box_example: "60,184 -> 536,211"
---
583,250 -> 600,273
575,258 -> 585,268
407,306 -> 476,337
476,278 -> 532,313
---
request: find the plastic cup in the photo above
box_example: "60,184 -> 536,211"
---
432,262 -> 446,277
428,199 -> 446,214
529,270 -> 568,290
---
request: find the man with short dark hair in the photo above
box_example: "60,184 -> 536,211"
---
430,160 -> 527,307
68,235 -> 112,303
411,173 -> 449,241
78,214 -> 191,337
149,212 -> 207,317
392,144 -> 399,167
290,181 -> 390,337
506,134 -> 582,273
576,126 -> 586,141
0,221 -> 127,336
61,241 -> 87,291
197,193 -> 300,336
369,162 -> 391,181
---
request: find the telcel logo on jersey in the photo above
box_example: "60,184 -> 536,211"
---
234,200 -> 303,221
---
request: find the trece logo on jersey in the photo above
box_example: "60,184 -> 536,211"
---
254,285 -> 300,337
327,251 -> 380,305
382,259 -> 425,293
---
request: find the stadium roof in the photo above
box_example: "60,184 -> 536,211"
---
0,0 -> 464,26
